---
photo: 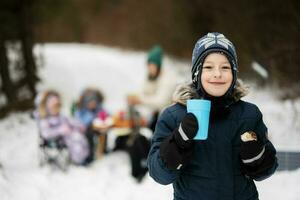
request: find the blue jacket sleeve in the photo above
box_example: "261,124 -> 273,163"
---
147,108 -> 180,185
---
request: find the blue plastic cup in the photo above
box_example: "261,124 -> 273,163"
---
187,99 -> 211,140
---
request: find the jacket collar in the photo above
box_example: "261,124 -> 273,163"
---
172,79 -> 248,106
172,79 -> 248,118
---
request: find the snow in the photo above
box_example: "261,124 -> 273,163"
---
244,86 -> 300,151
1,44 -> 300,200
0,113 -> 173,200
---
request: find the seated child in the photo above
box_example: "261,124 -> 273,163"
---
74,88 -> 109,160
37,90 -> 89,165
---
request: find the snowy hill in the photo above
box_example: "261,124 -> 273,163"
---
0,44 -> 300,200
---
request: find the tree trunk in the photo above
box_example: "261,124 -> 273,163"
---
19,0 -> 39,98
0,37 -> 16,104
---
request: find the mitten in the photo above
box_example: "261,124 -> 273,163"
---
160,113 -> 198,170
240,131 -> 265,167
240,131 -> 277,179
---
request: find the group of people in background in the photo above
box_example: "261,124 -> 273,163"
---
35,87 -> 108,166
34,45 -> 177,181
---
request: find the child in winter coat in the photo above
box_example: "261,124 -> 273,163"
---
147,32 -> 278,200
37,90 -> 89,165
74,88 -> 108,161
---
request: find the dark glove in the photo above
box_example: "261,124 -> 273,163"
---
160,113 -> 198,170
240,139 -> 265,167
240,134 -> 277,179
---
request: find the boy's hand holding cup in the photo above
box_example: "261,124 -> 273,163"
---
160,99 -> 211,170
173,113 -> 199,149
160,113 -> 198,170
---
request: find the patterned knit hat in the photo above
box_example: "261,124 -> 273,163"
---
191,32 -> 238,94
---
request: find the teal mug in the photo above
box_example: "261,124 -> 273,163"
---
187,99 -> 211,140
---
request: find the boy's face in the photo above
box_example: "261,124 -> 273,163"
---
200,53 -> 233,97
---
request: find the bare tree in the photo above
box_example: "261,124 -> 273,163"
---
0,0 -> 39,118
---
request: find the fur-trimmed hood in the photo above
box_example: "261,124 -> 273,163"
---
172,79 -> 249,106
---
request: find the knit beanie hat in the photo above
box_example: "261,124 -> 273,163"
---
191,32 -> 238,96
147,45 -> 163,69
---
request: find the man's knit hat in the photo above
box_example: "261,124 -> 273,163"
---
147,45 -> 163,68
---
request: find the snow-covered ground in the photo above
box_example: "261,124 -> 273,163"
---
0,44 -> 300,200
0,113 -> 173,200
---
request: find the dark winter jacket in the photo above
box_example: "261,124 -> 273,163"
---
147,81 -> 278,200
